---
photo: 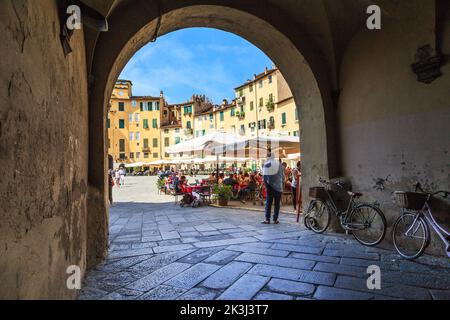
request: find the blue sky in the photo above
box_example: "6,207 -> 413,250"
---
119,28 -> 273,104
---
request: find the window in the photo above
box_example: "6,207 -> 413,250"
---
129,114 -> 133,123
209,113 -> 213,121
153,153 -> 158,158
269,93 -> 274,102
240,125 -> 245,135
164,137 -> 170,147
230,108 -> 235,117
164,129 -> 169,134
175,137 -> 181,144
152,119 -> 158,128
238,89 -> 244,97
129,132 -> 134,141
132,100 -> 137,107
135,152 -> 140,159
119,139 -> 125,152
220,111 -> 224,122
175,128 -> 180,133
119,153 -> 126,160
269,116 -> 275,127
268,75 -> 273,83
139,102 -> 143,111
143,139 -> 149,148
165,152 -> 169,158
183,105 -> 193,115
118,102 -> 125,111
153,138 -> 158,148
155,102 -> 160,111
186,121 -> 191,129
130,152 -> 134,159
295,110 -> 299,121
135,113 -> 140,122
250,101 -> 254,111
135,132 -> 140,141
202,130 -> 206,136
148,101 -> 153,111
282,112 -> 287,125
249,84 -> 253,92
119,119 -> 125,129
143,119 -> 149,129
144,153 -> 149,159
240,105 -> 245,113
259,98 -> 263,107
259,80 -> 263,88
293,131 -> 299,137
107,118 -> 110,128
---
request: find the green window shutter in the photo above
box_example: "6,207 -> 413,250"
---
140,102 -> 143,111
118,102 -> 125,111
175,137 -> 180,144
152,119 -> 158,128
202,130 -> 206,136
119,139 -> 125,152
209,113 -> 213,120
187,121 -> 191,129
282,112 -> 287,125
119,119 -> 125,129
220,111 -> 224,121
148,102 -> 153,111
155,102 -> 160,111
143,139 -> 149,148
153,138 -> 158,147
107,118 -> 110,128
143,119 -> 149,129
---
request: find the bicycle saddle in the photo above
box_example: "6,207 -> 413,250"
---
348,191 -> 363,198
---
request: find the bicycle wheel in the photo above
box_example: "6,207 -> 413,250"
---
349,204 -> 387,246
304,199 -> 330,234
392,212 -> 428,260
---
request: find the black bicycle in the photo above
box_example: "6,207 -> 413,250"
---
304,178 -> 387,246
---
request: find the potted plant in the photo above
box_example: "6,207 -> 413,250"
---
156,177 -> 166,194
214,184 -> 232,206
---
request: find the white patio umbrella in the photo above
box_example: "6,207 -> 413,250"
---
124,162 -> 146,168
215,134 -> 300,159
165,131 -> 244,155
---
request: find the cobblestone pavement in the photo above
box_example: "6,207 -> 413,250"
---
79,177 -> 450,300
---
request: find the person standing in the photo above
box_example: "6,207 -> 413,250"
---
262,151 -> 285,224
119,167 -> 126,186
114,169 -> 121,187
291,161 -> 301,211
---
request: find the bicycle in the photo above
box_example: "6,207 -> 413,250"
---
392,183 -> 450,260
304,178 -> 387,246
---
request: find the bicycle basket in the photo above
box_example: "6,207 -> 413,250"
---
309,187 -> 327,200
394,191 -> 428,210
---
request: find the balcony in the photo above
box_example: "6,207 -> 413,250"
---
184,128 -> 193,135
236,111 -> 246,119
142,147 -> 151,152
266,100 -> 275,112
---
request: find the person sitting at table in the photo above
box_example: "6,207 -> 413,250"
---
223,173 -> 238,188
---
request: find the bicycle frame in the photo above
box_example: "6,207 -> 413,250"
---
321,186 -> 363,230
404,202 -> 450,254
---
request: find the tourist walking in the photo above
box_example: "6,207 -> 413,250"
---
114,169 -> 121,187
119,167 -> 126,186
262,151 -> 285,224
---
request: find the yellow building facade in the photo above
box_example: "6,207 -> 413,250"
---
107,68 -> 300,165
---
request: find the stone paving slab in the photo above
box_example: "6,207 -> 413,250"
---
217,274 -> 270,300
78,176 -> 450,301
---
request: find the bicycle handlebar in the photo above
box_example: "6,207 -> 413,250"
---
319,177 -> 344,189
414,182 -> 449,199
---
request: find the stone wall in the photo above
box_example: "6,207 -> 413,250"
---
338,3 -> 450,253
0,0 -> 89,299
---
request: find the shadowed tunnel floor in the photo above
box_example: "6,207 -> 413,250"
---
79,177 -> 450,300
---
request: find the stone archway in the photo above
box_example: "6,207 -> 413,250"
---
87,2 -> 338,267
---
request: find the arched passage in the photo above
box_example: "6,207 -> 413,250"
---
87,2 -> 339,267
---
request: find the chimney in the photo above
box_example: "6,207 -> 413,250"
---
222,99 -> 228,106
160,90 -> 164,98
253,74 -> 257,80
265,66 -> 268,74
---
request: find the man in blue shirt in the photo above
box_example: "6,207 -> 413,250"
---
262,152 -> 285,224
